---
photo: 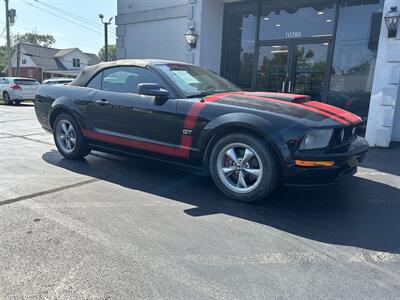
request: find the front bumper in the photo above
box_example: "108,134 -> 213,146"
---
283,136 -> 369,187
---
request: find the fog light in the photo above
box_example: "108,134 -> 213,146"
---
295,160 -> 335,167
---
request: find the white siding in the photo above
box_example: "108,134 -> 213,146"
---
58,50 -> 89,69
122,17 -> 187,61
118,0 -> 188,14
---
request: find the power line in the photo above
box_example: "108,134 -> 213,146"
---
21,0 -> 117,39
32,0 -> 117,35
0,26 -> 6,39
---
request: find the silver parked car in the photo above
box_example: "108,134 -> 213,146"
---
0,77 -> 40,105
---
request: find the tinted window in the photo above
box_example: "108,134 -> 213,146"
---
86,72 -> 102,89
259,0 -> 337,41
14,79 -> 39,85
101,66 -> 163,94
330,0 -> 383,93
221,2 -> 257,89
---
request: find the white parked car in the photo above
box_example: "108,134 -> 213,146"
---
0,77 -> 40,105
42,78 -> 74,85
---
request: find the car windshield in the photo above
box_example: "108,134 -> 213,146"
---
14,79 -> 39,85
156,64 -> 240,97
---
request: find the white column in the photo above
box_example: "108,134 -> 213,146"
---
185,0 -> 203,65
365,0 -> 400,147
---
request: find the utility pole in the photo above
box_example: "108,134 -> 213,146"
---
5,0 -> 12,76
16,42 -> 20,76
99,14 -> 113,62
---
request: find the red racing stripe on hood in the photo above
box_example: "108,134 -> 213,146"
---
226,93 -> 350,125
303,101 -> 362,124
203,92 -> 239,102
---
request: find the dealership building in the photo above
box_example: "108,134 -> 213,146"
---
116,0 -> 400,147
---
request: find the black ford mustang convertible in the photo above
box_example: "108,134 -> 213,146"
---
34,59 -> 369,202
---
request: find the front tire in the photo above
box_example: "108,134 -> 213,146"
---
209,133 -> 279,202
53,113 -> 91,159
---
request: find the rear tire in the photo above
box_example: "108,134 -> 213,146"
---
3,92 -> 11,105
209,133 -> 280,202
53,113 -> 91,160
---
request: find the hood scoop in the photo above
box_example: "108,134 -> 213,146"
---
251,92 -> 311,104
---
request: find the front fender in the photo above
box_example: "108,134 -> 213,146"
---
199,112 -> 291,165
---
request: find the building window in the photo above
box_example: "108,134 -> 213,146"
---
21,58 -> 26,64
259,0 -> 337,41
327,0 -> 384,116
221,2 -> 257,90
330,0 -> 383,93
73,58 -> 80,68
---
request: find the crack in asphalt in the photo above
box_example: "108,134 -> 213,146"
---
0,118 -> 36,123
1,132 -> 54,145
0,178 -> 99,207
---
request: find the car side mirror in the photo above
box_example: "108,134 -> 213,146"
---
137,83 -> 169,98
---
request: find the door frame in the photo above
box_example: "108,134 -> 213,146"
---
253,36 -> 334,100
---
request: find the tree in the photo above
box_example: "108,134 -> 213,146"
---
98,44 -> 117,62
0,46 -> 8,74
12,31 -> 56,48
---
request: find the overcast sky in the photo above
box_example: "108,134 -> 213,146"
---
0,0 -> 117,55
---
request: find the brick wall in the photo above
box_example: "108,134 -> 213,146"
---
11,67 -> 43,82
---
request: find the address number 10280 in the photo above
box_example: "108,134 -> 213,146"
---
285,32 -> 302,38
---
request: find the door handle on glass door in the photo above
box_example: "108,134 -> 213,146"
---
281,81 -> 286,92
288,81 -> 292,93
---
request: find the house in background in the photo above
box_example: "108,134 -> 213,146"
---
3,42 -> 99,82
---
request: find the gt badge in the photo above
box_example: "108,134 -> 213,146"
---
182,129 -> 193,136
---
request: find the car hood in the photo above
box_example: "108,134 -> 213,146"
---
203,91 -> 362,127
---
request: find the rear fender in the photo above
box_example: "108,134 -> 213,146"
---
48,97 -> 86,130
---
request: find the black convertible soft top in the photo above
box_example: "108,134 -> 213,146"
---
70,59 -> 192,87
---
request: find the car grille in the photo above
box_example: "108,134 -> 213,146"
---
328,125 -> 359,151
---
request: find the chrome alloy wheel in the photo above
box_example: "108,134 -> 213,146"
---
216,143 -> 263,194
55,119 -> 77,153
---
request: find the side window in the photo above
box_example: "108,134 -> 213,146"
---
101,66 -> 163,94
86,72 -> 102,90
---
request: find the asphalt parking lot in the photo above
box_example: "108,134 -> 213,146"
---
1,103 -> 400,299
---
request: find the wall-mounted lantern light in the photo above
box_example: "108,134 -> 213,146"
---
185,26 -> 198,49
385,6 -> 400,38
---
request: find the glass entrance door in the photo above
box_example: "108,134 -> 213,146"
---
256,40 -> 331,100
291,42 -> 330,100
256,44 -> 290,93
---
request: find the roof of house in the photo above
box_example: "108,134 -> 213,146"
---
19,43 -> 100,71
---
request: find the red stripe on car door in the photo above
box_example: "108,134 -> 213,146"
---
82,93 -> 231,159
82,129 -> 175,156
175,93 -> 232,158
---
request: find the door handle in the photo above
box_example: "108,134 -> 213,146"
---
95,99 -> 109,106
288,81 -> 292,93
281,81 -> 286,92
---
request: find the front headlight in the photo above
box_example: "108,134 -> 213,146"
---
300,129 -> 334,150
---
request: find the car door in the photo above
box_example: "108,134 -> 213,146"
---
86,66 -> 179,152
